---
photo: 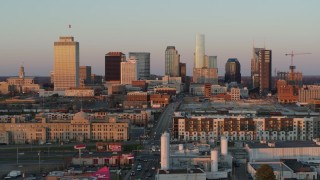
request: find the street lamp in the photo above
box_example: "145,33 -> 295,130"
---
38,151 -> 41,172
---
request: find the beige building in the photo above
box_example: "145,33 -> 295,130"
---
65,88 -> 95,97
193,67 -> 218,84
6,65 -> 40,93
229,88 -> 240,101
299,85 -> 320,103
54,36 -> 79,91
121,59 -> 138,85
0,82 -> 10,94
80,66 -> 91,87
0,111 -> 129,144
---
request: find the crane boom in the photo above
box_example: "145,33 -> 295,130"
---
285,51 -> 311,70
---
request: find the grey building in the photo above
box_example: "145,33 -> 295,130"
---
225,58 -> 241,84
128,52 -> 150,80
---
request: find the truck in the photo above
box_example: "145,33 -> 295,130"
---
5,170 -> 21,179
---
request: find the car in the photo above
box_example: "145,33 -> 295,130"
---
147,172 -> 152,177
130,171 -> 135,176
151,166 -> 155,170
136,164 -> 142,171
143,159 -> 148,162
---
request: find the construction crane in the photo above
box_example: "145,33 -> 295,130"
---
285,51 -> 312,71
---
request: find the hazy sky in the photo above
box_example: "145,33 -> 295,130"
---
0,0 -> 319,77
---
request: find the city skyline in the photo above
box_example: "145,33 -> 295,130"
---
0,1 -> 319,77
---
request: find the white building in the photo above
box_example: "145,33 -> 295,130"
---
121,58 -> 138,85
299,85 -> 320,103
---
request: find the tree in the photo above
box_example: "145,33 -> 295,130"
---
255,164 -> 276,180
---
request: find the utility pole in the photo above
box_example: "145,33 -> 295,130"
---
17,147 -> 19,164
38,151 -> 41,172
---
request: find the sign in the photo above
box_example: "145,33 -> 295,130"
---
74,144 -> 86,150
96,142 -> 122,152
108,144 -> 121,152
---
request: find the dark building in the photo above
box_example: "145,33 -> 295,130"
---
259,50 -> 272,95
179,62 -> 186,83
225,58 -> 241,84
105,52 -> 126,82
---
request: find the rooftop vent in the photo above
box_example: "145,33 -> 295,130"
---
268,142 -> 276,148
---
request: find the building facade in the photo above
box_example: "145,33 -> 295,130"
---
165,46 -> 180,77
54,36 -> 79,91
299,85 -> 320,103
0,112 -> 129,144
105,52 -> 126,82
251,47 -> 264,89
195,34 -> 205,68
128,52 -> 150,80
121,59 -> 138,85
6,66 -> 40,93
224,58 -> 241,84
193,68 -> 218,84
259,49 -> 272,95
80,66 -> 92,86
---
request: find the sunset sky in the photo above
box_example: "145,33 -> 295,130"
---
0,0 -> 319,76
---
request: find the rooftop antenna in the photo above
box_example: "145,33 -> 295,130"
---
68,24 -> 72,36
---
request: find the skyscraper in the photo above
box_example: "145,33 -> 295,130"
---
193,34 -> 218,84
165,46 -> 180,77
80,66 -> 91,86
259,50 -> 272,95
251,47 -> 265,88
225,58 -> 241,84
54,36 -> 79,91
179,63 -> 186,83
105,52 -> 126,82
121,58 -> 138,85
195,34 -> 205,68
128,52 -> 150,80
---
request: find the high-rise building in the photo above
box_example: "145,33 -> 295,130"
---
259,50 -> 272,95
225,58 -> 241,84
251,47 -> 265,88
195,34 -> 205,68
121,58 -> 138,85
165,46 -> 180,77
80,66 -> 92,86
128,52 -> 150,80
179,63 -> 186,83
54,36 -> 79,91
193,34 -> 218,84
105,52 -> 126,82
206,56 -> 217,68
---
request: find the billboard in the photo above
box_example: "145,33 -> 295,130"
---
96,142 -> 122,152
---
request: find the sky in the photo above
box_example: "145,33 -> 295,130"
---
0,0 -> 319,77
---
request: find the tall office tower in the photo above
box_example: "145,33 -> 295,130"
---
205,56 -> 218,68
80,66 -> 92,86
54,36 -> 79,91
165,46 -> 180,77
259,50 -> 272,95
179,63 -> 186,83
225,58 -> 241,84
195,34 -> 205,68
251,47 -> 265,88
50,71 -> 54,84
105,52 -> 126,82
128,52 -> 150,80
121,58 -> 138,85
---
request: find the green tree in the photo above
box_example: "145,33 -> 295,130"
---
255,164 -> 276,180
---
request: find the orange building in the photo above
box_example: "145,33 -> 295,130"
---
150,94 -> 170,108
277,80 -> 298,104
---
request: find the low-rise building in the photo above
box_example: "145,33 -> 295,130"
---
150,94 -> 170,108
65,88 -> 95,97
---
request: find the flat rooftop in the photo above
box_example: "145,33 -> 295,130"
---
250,162 -> 291,172
246,141 -> 320,149
158,168 -> 204,174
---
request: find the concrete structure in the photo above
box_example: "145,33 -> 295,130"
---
195,34 -> 205,68
128,52 -> 150,80
206,56 -> 217,68
120,58 -> 138,85
259,49 -> 272,95
105,52 -> 126,82
39,89 -> 65,97
165,46 -> 180,77
79,66 -> 91,86
210,150 -> 218,172
161,132 -> 170,170
221,136 -> 228,156
224,58 -> 241,84
156,169 -> 206,180
54,36 -> 79,91
277,80 -> 298,104
0,111 -> 129,144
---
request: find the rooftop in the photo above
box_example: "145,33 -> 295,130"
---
246,141 -> 320,149
158,168 -> 204,174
